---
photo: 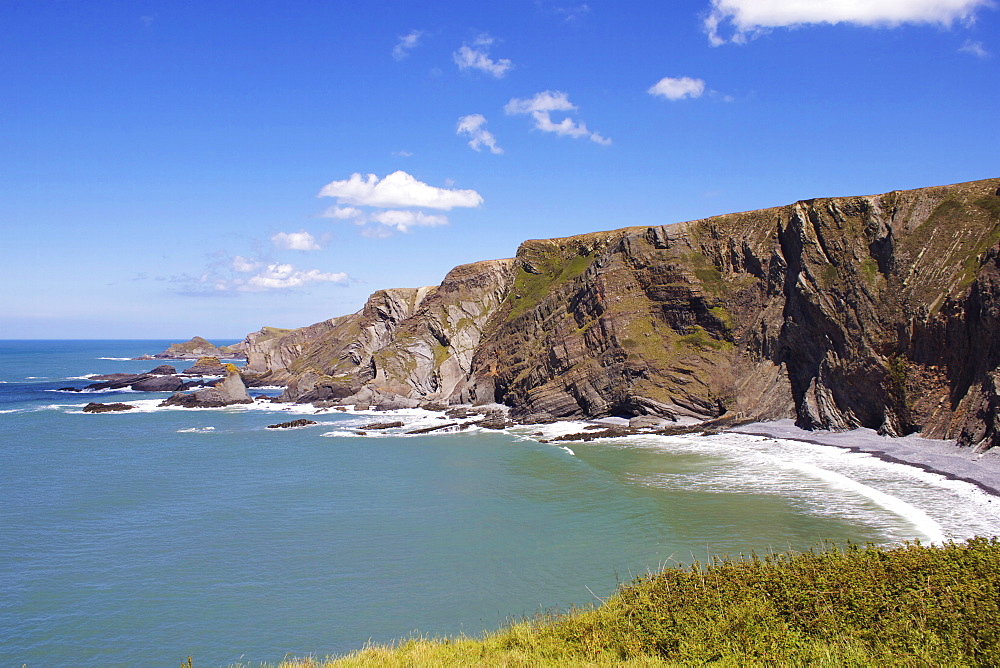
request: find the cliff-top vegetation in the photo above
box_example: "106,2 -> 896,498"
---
244,537 -> 1000,667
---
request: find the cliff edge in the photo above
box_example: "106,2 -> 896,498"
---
240,178 -> 1000,449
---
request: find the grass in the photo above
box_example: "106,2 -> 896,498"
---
246,537 -> 1000,667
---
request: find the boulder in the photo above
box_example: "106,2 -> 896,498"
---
149,365 -> 178,375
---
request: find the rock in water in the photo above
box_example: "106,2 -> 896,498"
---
182,356 -> 228,376
130,375 -> 187,392
266,419 -> 318,429
145,336 -> 247,360
159,364 -> 252,408
83,402 -> 135,413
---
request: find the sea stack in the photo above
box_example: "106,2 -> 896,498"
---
160,364 -> 253,408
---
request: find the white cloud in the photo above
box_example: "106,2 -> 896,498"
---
505,90 -> 610,145
271,230 -> 321,251
453,34 -> 513,78
231,255 -> 260,273
187,258 -> 349,294
392,150 -> 414,157
648,76 -> 706,100
960,39 -> 989,57
705,0 -> 993,45
456,114 -> 504,154
242,264 -> 348,291
392,30 -> 423,60
317,171 -> 483,210
370,210 -> 448,232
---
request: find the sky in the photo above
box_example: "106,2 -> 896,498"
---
2,0 -> 998,339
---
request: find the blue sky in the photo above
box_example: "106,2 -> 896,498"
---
2,0 -> 997,339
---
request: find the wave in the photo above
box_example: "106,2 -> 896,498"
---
46,387 -> 141,394
65,374 -> 98,380
600,432 -> 1000,545
177,427 -> 216,434
97,357 -> 134,361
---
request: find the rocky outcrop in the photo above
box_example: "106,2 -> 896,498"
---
141,336 -> 246,360
182,356 -> 228,376
237,178 -> 1000,450
159,364 -> 253,408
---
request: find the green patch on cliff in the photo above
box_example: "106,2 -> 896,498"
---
676,326 -> 732,352
507,249 -> 597,320
432,342 -> 450,368
708,306 -> 734,330
681,252 -> 726,296
975,195 -> 1000,220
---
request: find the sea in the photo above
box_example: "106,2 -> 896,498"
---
3,340 -> 1000,666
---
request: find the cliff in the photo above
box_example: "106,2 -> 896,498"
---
241,177 -> 1000,449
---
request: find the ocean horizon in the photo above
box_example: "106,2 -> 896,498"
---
4,340 -> 1000,666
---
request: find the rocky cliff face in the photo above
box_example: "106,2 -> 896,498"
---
241,178 -> 1000,449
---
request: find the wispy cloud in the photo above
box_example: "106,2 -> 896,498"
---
960,39 -> 989,57
554,4 -> 591,23
457,114 -> 504,154
392,30 -> 423,60
370,210 -> 448,232
453,34 -> 513,78
648,76 -> 706,100
271,230 -> 321,251
705,0 -> 993,45
177,255 -> 348,294
505,90 -> 610,145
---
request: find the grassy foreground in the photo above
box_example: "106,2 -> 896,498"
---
268,538 -> 1000,666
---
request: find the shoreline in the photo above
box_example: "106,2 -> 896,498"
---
731,419 -> 1000,499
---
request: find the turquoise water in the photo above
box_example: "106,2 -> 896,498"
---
3,341 -> 1000,666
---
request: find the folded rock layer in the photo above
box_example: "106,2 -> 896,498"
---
240,178 -> 1000,449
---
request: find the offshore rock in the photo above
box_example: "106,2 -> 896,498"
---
83,402 -> 135,413
146,336 -> 246,360
234,177 -> 1000,450
182,356 -> 228,376
266,418 -> 318,429
159,364 -> 252,408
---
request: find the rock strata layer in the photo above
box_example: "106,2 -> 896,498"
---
236,178 -> 1000,450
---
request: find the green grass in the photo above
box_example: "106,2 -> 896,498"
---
507,249 -> 597,320
255,537 -> 1000,667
